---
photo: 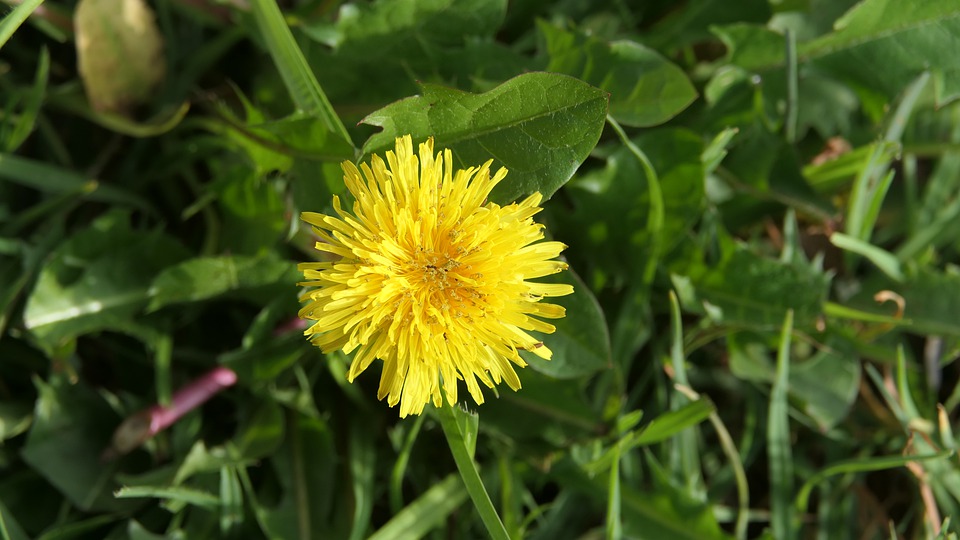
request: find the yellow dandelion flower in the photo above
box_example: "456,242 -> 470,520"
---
298,135 -> 573,417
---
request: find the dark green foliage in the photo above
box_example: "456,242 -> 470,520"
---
3,0 -> 960,538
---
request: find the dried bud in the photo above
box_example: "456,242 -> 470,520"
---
74,0 -> 166,114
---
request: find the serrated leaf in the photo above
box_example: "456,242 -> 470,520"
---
541,23 -> 697,127
686,247 -> 830,329
361,71 -> 608,203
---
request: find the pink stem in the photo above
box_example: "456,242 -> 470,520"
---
148,366 -> 237,433
104,366 -> 237,460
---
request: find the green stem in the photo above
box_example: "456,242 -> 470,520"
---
784,29 -> 798,144
437,403 -> 511,540
605,115 -> 662,287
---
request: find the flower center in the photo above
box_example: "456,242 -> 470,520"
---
414,250 -> 461,292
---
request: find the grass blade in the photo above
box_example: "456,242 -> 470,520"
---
368,475 -> 468,540
0,152 -> 152,210
0,0 -> 44,50
795,450 -> 953,515
248,0 -> 352,147
768,310 -> 795,539
606,444 -> 623,540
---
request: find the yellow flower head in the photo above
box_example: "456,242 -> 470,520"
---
299,135 -> 573,417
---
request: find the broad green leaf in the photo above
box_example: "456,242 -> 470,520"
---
552,129 -> 705,288
253,112 -> 355,162
361,71 -> 608,203
789,337 -> 860,431
234,400 -> 285,461
368,475 -> 468,540
712,23 -> 785,72
147,255 -> 298,311
524,267 -> 611,379
482,369 -> 602,441
21,377 -> 129,512
683,246 -> 830,329
712,24 -> 860,138
540,23 -> 697,127
730,332 -> 860,431
335,0 -> 506,57
801,0 -> 960,105
718,0 -> 960,106
720,137 -> 834,228
642,0 -> 771,53
309,33 -> 532,125
23,212 -> 189,344
630,455 -> 731,540
553,456 -> 732,540
884,267 -> 960,337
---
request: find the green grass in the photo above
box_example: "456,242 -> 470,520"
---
4,0 -> 960,539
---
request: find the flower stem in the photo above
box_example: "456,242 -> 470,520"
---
437,403 -> 511,540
